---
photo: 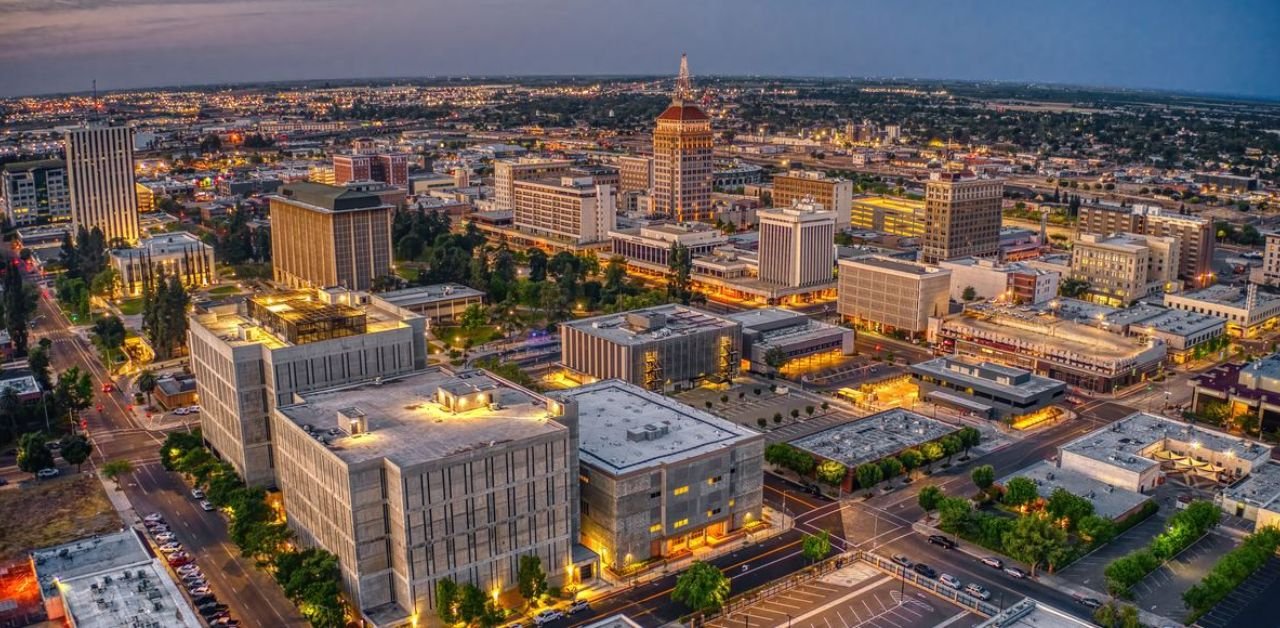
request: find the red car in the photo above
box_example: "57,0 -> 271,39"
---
167,552 -> 192,567
101,383 -> 115,393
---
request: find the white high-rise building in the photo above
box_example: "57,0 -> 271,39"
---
65,124 -> 140,245
757,200 -> 836,288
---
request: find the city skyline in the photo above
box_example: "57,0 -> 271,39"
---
2,0 -> 1278,99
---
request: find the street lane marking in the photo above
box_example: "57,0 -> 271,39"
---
934,611 -> 970,628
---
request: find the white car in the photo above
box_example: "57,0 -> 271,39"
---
158,542 -> 183,553
174,407 -> 189,416
939,573 -> 962,590
532,610 -> 563,626
188,586 -> 212,597
177,565 -> 202,577
154,532 -> 176,543
186,406 -> 200,414
36,468 -> 59,479
964,583 -> 991,600
143,513 -> 164,523
191,488 -> 205,499
200,500 -> 215,512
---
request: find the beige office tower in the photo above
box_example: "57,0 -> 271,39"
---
269,182 -> 392,292
757,200 -> 836,288
618,155 -> 654,194
837,256 -> 951,337
770,170 -> 853,230
64,125 -> 140,245
652,54 -> 714,223
188,289 -> 427,487
493,158 -> 574,211
921,173 -> 1004,263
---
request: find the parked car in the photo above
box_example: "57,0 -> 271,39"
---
177,564 -> 202,576
184,577 -> 208,588
144,513 -> 165,523
964,583 -> 991,600
891,554 -> 913,568
1074,595 -> 1102,609
533,610 -> 564,626
912,563 -> 937,579
980,557 -> 1003,569
198,604 -> 228,617
168,553 -> 193,567
1004,566 -> 1028,579
189,586 -> 213,597
186,406 -> 200,414
158,542 -> 183,553
200,500 -> 215,511
567,600 -> 590,615
192,595 -> 216,607
927,535 -> 957,549
36,468 -> 59,479
191,488 -> 205,499
205,613 -> 230,625
175,407 -> 190,416
154,532 -> 176,543
939,574 -> 962,590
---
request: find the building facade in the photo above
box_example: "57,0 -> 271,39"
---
909,357 -> 1067,421
618,155 -> 654,195
848,195 -> 925,237
757,201 -> 836,288
770,171 -> 852,229
1070,233 -> 1179,306
1076,204 -> 1214,287
652,56 -> 714,223
728,308 -> 854,374
110,232 -> 216,296
1164,284 -> 1280,339
837,256 -> 951,336
939,257 -> 1060,305
493,158 -> 574,211
370,284 -> 485,325
65,124 -> 140,245
921,174 -> 1003,263
513,176 -> 617,244
2,159 -> 71,227
1253,232 -> 1280,287
269,182 -> 393,292
333,152 -> 409,186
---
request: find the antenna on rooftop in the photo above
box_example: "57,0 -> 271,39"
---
674,53 -> 692,102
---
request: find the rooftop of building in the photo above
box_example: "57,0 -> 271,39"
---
276,367 -> 566,467
110,232 -> 211,260
909,357 -> 1065,397
0,374 -> 40,396
192,288 -> 413,350
976,598 -> 1094,628
728,308 -> 848,347
758,201 -> 835,222
1167,284 -> 1280,310
372,283 -> 485,308
553,380 -> 758,476
790,409 -> 957,469
945,305 -> 1164,361
1102,304 -> 1224,337
274,181 -> 389,212
1060,411 -> 1271,473
2,158 -> 64,172
563,304 -> 738,346
155,374 -> 197,396
1074,232 -> 1162,251
838,255 -> 947,277
940,257 -> 1056,277
1224,461 -> 1280,512
849,195 -> 925,213
656,102 -> 710,122
1000,461 -> 1151,520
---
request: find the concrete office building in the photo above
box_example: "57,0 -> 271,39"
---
1099,304 -> 1225,364
513,176 -> 617,245
333,152 -> 409,186
757,200 -> 836,289
921,173 -> 1003,263
609,223 -> 728,271
64,124 -> 140,245
837,256 -> 951,337
2,159 -> 70,227
370,283 -> 485,326
1077,204 -> 1214,286
270,182 -> 393,292
999,462 -> 1152,521
618,156 -> 654,194
1070,233 -> 1179,306
1252,232 -> 1280,287
110,232 -> 216,296
848,195 -> 925,237
554,380 -> 763,572
188,288 -> 427,486
653,55 -> 714,223
1164,284 -> 1280,339
272,368 -> 585,627
493,158 -> 574,211
909,357 -> 1066,421
939,257 -> 1060,305
728,308 -> 854,374
561,305 -> 741,392
771,170 -> 852,229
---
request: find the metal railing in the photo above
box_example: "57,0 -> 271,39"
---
860,550 -> 1001,617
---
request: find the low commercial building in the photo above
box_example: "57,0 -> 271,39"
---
0,374 -> 42,402
110,232 -> 217,296
1218,461 -> 1280,530
790,409 -> 958,491
909,357 -> 1066,421
1069,232 -> 1179,306
32,530 -> 202,628
554,380 -> 763,573
370,283 -> 484,326
978,598 -> 1096,628
931,305 -> 1166,393
1192,354 -> 1280,434
154,373 -> 198,410
1164,284 -> 1280,339
727,308 -> 854,375
1057,411 -> 1271,493
189,288 -> 427,486
837,256 -> 951,337
1099,304 -> 1225,364
560,305 -> 741,392
939,257 -> 1060,305
272,368 -> 588,627
1000,461 -> 1151,521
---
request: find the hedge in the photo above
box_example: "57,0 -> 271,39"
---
1183,526 -> 1280,620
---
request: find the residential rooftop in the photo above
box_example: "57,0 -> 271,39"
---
563,304 -> 738,346
553,380 -> 758,475
1000,461 -> 1151,520
1223,461 -> 1280,512
1060,412 -> 1271,473
276,367 -> 566,467
909,357 -> 1065,397
790,409 -> 957,469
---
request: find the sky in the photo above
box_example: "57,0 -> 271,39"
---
1,0 -> 1277,99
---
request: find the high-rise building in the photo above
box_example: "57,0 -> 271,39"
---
757,200 -> 836,288
269,182 -> 393,291
921,173 -> 1003,263
1,159 -> 71,227
1076,204 -> 1214,287
837,256 -> 951,337
1252,232 -> 1280,287
333,152 -> 409,186
652,55 -> 714,223
188,288 -> 427,486
64,125 -> 140,244
618,155 -> 654,194
771,170 -> 852,229
493,158 -> 574,210
512,176 -> 617,245
1070,232 -> 1179,306
271,367 -> 584,626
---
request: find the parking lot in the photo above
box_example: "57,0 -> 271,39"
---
1059,492 -> 1176,590
1194,556 -> 1280,628
708,563 -> 981,628
675,383 -> 849,434
1130,531 -> 1238,621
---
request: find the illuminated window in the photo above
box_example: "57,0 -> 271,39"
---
579,474 -> 590,484
673,486 -> 689,496
729,499 -> 735,507
708,475 -> 722,485
649,523 -> 662,533
673,519 -> 689,529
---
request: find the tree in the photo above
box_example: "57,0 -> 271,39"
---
937,496 -> 973,533
59,434 -> 92,472
29,341 -> 53,392
17,432 -> 54,475
528,248 -> 548,282
53,366 -> 94,426
459,583 -> 488,624
101,459 -> 134,487
516,554 -> 547,605
816,460 -> 847,486
92,315 -> 127,369
899,449 -> 923,475
917,485 -> 943,512
459,304 -> 487,331
802,530 -> 831,563
879,457 -> 904,480
970,465 -> 995,492
90,267 -> 119,298
961,286 -> 977,301
435,578 -> 459,625
1002,514 -> 1067,576
3,267 -> 35,355
137,369 -> 158,405
763,346 -> 789,372
1046,488 -> 1095,530
957,426 -> 981,456
940,435 -> 962,463
920,441 -> 944,471
1002,477 -> 1039,509
855,463 -> 883,490
666,242 -> 693,305
671,561 -> 730,613
1093,602 -> 1141,628
1077,515 -> 1117,547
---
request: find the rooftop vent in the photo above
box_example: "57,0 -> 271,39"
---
626,423 -> 671,442
337,407 -> 368,435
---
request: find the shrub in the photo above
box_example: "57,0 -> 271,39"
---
1183,526 -> 1280,619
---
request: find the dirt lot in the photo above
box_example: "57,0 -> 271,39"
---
0,474 -> 122,563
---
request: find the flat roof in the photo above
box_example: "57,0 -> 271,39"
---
729,309 -> 849,350
374,283 -> 485,308
553,380 -> 758,475
1169,284 -> 1280,309
564,305 -> 738,346
1001,461 -> 1151,520
942,307 -> 1163,362
1224,461 -> 1280,512
0,375 -> 40,396
277,368 -> 566,467
840,255 -> 941,276
910,357 -> 1065,397
791,409 -> 958,468
192,289 -> 411,350
850,195 -> 924,213
111,232 -> 211,260
1109,306 -> 1224,337
977,598 -> 1093,628
1060,412 -> 1271,473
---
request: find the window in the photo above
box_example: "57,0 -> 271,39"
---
579,474 -> 590,484
729,498 -> 735,507
649,491 -> 660,499
706,508 -> 721,517
649,523 -> 663,533
708,475 -> 722,485
673,519 -> 689,529
673,486 -> 689,496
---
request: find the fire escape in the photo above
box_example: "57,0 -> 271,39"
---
643,350 -> 665,392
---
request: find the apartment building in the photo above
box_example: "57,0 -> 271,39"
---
921,173 -> 1003,263
837,256 -> 951,337
770,170 -> 852,229
1,159 -> 71,227
493,158 -> 574,211
269,182 -> 393,292
513,176 -> 617,245
1070,233 -> 1179,306
1076,204 -> 1214,286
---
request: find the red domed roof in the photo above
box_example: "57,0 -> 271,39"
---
657,102 -> 710,122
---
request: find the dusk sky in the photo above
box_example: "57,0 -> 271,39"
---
1,0 -> 1277,99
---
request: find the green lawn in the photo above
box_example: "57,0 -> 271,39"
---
205,285 -> 242,296
117,298 -> 144,315
435,325 -> 503,348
